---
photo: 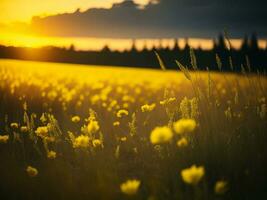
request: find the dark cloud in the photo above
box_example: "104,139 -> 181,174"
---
30,0 -> 267,38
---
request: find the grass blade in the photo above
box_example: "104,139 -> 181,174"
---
155,51 -> 166,71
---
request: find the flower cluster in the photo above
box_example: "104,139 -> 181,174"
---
120,179 -> 141,195
35,126 -> 49,138
173,119 -> 197,135
26,166 -> 38,177
141,103 -> 156,112
150,126 -> 173,144
181,165 -> 205,185
0,135 -> 9,143
73,135 -> 90,148
71,116 -> 80,123
117,109 -> 129,118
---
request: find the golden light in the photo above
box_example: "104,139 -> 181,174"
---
0,0 -> 149,23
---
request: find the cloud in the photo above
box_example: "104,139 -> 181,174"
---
29,0 -> 267,38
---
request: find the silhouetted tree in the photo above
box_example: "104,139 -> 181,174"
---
183,38 -> 190,52
250,33 -> 259,51
173,38 -> 180,51
217,33 -> 226,51
130,39 -> 138,52
101,45 -> 111,53
151,43 -> 157,52
75,8 -> 81,13
241,35 -> 249,52
69,44 -> 75,51
196,45 -> 202,51
141,42 -> 149,53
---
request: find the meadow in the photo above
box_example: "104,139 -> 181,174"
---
0,58 -> 266,200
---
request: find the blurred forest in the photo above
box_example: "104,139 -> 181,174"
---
0,34 -> 266,72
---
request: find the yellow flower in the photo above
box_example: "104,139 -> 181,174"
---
47,151 -> 57,159
150,126 -> 173,144
120,137 -> 127,142
20,126 -> 28,133
214,180 -> 228,195
177,137 -> 189,148
173,119 -> 197,134
113,121 -> 120,126
44,136 -> 55,143
26,166 -> 38,177
117,109 -> 129,118
87,120 -> 100,134
40,113 -> 47,123
0,135 -> 9,143
181,165 -> 205,185
123,103 -> 129,109
141,103 -> 156,112
120,179 -> 141,195
92,139 -> 102,148
160,97 -> 176,105
35,126 -> 49,138
71,116 -> 80,123
10,122 -> 19,129
73,135 -> 90,148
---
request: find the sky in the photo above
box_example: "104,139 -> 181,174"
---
21,0 -> 267,38
0,0 -> 266,50
0,0 -> 149,23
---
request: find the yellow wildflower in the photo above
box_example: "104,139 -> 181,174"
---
40,113 -> 47,123
92,139 -> 102,148
181,165 -> 205,185
47,151 -> 57,159
177,137 -> 189,148
10,122 -> 19,129
173,119 -> 197,134
20,126 -> 28,133
117,109 -> 129,118
120,179 -> 141,195
71,116 -> 80,123
121,137 -> 127,142
73,135 -> 90,148
214,180 -> 228,195
0,135 -> 9,143
123,103 -> 129,109
141,103 -> 156,112
44,136 -> 55,143
102,102 -> 107,108
26,166 -> 38,177
160,97 -> 176,105
150,126 -> 173,144
87,120 -> 100,134
35,126 -> 49,138
113,121 -> 120,126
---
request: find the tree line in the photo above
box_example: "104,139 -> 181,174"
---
0,33 -> 266,72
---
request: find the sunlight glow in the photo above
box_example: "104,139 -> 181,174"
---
0,32 -> 266,51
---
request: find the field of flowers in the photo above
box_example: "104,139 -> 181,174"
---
0,59 -> 267,200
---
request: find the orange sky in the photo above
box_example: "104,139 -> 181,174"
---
0,0 -> 266,50
0,0 -> 149,23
